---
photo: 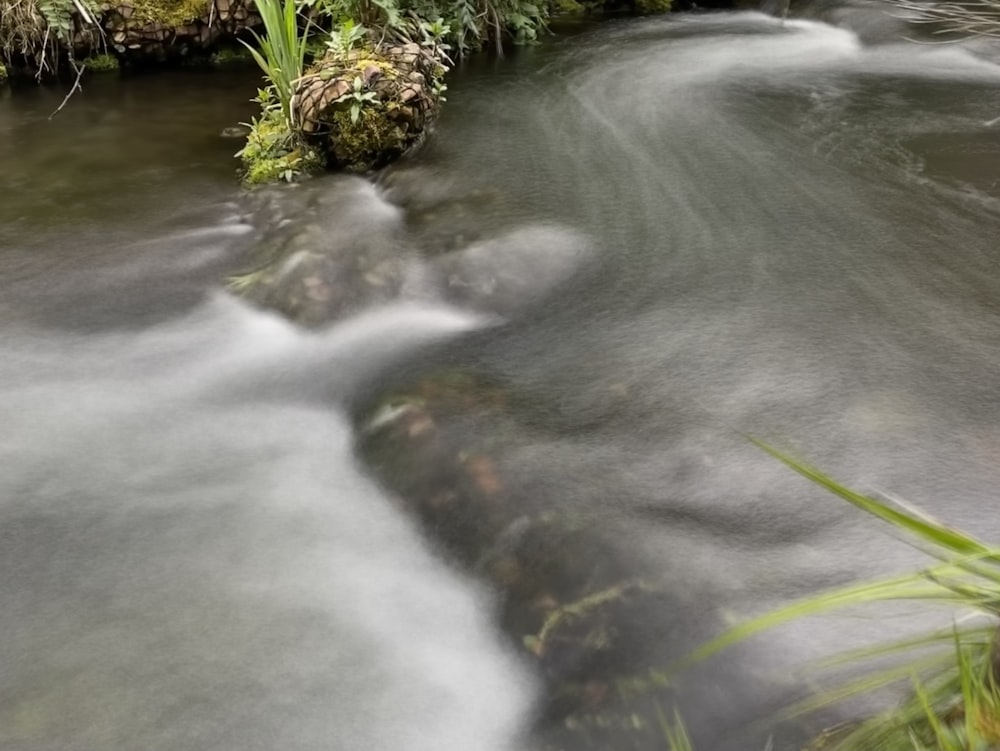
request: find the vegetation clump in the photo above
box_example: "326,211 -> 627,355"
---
126,0 -> 209,26
235,0 -> 551,183
236,88 -> 325,184
687,442 -> 1000,751
293,33 -> 449,171
0,0 -> 248,79
83,52 -> 119,71
1,0 -> 101,79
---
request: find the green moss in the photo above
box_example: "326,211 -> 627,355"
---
84,53 -> 119,72
210,46 -> 253,66
549,0 -> 585,14
0,62 -> 7,84
237,108 -> 324,186
634,0 -> 672,13
130,0 -> 209,27
329,105 -> 407,172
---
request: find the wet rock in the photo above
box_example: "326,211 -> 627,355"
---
231,176 -> 587,324
229,178 -> 415,326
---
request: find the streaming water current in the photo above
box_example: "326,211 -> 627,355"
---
3,5 -> 1000,750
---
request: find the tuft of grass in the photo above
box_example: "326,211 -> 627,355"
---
243,0 -> 311,130
686,441 -> 1000,751
657,705 -> 695,751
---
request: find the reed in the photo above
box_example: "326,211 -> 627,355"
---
688,441 -> 1000,750
243,0 -> 311,129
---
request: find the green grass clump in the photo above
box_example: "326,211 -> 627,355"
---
658,705 -> 695,751
687,440 -> 1000,751
242,0 -> 310,131
1,0 -> 101,79
236,91 -> 324,185
84,53 -> 119,72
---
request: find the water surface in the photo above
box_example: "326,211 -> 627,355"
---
4,10 -> 1000,749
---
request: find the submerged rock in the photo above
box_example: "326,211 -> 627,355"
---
357,371 -> 683,751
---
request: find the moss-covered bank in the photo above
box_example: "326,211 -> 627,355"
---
0,0 -> 260,79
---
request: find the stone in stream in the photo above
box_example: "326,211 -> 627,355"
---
230,177 -> 588,325
229,179 -> 414,326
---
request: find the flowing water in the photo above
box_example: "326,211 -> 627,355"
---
3,7 -> 1000,750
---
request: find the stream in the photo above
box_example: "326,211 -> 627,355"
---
3,5 -> 1000,750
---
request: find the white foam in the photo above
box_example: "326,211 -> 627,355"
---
0,296 -> 532,751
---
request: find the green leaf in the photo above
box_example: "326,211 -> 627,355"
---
749,439 -> 995,560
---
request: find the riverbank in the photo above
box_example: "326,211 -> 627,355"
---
0,0 -> 683,179
0,0 -> 262,83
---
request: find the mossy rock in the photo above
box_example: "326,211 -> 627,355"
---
292,41 -> 448,172
125,0 -> 210,27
